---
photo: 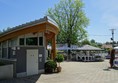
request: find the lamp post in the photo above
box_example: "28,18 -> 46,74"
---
110,28 -> 116,48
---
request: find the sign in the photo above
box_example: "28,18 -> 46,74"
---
39,54 -> 42,57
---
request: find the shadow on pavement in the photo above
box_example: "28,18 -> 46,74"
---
112,67 -> 118,70
103,67 -> 111,71
0,74 -> 41,83
103,66 -> 118,71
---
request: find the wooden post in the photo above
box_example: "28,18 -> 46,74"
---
45,39 -> 48,50
51,35 -> 56,60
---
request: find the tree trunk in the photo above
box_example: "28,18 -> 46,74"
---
67,41 -> 71,60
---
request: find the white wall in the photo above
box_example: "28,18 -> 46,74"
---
0,64 -> 13,79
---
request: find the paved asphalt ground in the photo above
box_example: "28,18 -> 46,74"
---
0,60 -> 118,83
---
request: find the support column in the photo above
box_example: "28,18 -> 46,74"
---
51,35 -> 56,60
45,39 -> 48,50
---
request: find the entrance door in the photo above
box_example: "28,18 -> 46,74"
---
27,49 -> 38,76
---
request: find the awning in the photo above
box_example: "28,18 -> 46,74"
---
78,45 -> 103,51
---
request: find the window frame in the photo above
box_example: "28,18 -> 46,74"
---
19,38 -> 25,46
39,37 -> 43,46
26,37 -> 38,46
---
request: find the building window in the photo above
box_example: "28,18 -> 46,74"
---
9,38 -> 17,47
39,37 -> 43,46
26,37 -> 38,45
2,41 -> 7,48
19,38 -> 25,45
2,48 -> 7,58
2,41 -> 8,58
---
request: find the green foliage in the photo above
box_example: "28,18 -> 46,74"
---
90,39 -> 96,44
79,39 -> 102,48
45,60 -> 57,69
81,39 -> 91,46
47,57 -> 51,60
56,54 -> 64,63
47,0 -> 89,44
45,60 -> 57,73
90,39 -> 102,48
1,27 -> 11,33
90,39 -> 97,47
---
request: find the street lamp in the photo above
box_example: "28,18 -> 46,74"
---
110,28 -> 116,47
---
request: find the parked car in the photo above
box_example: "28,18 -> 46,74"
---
105,55 -> 111,59
95,55 -> 104,61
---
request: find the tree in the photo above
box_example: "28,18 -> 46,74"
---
96,42 -> 102,48
80,39 -> 102,48
90,39 -> 96,44
81,39 -> 91,45
0,27 -> 11,34
90,39 -> 97,47
47,0 -> 89,59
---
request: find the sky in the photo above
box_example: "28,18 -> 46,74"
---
0,0 -> 118,43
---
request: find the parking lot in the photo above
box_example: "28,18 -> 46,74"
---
0,60 -> 118,83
